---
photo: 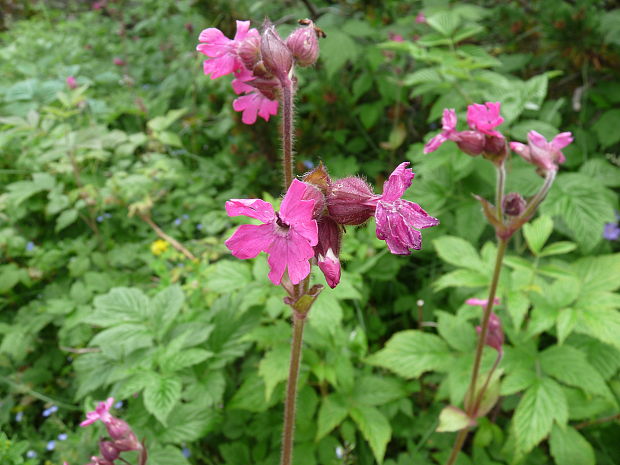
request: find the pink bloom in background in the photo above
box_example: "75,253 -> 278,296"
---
225,179 -> 318,285
415,12 -> 427,24
66,76 -> 78,89
510,130 -> 572,173
424,108 -> 458,153
80,397 -> 114,427
388,32 -> 404,42
466,298 -> 504,354
113,57 -> 126,66
196,20 -> 258,79
466,102 -> 504,138
374,162 -> 439,254
465,297 -> 500,307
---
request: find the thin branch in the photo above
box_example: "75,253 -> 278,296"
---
139,214 -> 197,261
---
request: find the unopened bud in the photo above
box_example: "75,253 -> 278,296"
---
483,135 -> 508,164
286,22 -> 319,66
455,131 -> 485,156
327,177 -> 377,225
238,35 -> 261,71
314,217 -> 343,288
302,182 -> 326,218
105,417 -> 132,441
100,441 -> 120,461
503,192 -> 526,216
260,25 -> 293,81
476,312 -> 504,354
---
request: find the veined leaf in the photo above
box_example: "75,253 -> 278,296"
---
143,374 -> 182,425
523,215 -> 553,255
349,405 -> 391,464
352,375 -> 407,406
258,345 -> 290,401
433,236 -> 484,270
88,287 -> 151,326
316,395 -> 349,441
549,425 -> 595,465
150,285 -> 184,340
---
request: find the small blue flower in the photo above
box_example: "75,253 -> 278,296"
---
26,241 -> 35,252
15,411 -> 23,422
104,212 -> 112,218
96,215 -> 105,223
26,450 -> 37,459
196,223 -> 203,231
174,218 -> 182,226
182,214 -> 189,220
603,222 -> 620,241
46,440 -> 56,451
57,433 -> 68,441
302,160 -> 314,169
114,400 -> 123,409
42,405 -> 58,417
182,446 -> 191,458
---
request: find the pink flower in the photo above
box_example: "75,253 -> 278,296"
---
388,32 -> 404,42
314,217 -> 342,288
196,20 -> 258,79
113,57 -> 126,66
232,92 -> 279,124
415,12 -> 427,24
374,162 -> 439,254
80,397 -> 114,427
66,76 -> 78,89
466,102 -> 504,138
466,298 -> 503,354
510,130 -> 572,174
424,108 -> 458,153
465,297 -> 500,307
225,179 -> 318,285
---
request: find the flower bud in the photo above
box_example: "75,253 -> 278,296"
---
302,182 -> 326,218
502,192 -> 526,217
455,130 -> 485,156
477,312 -> 504,355
286,22 -> 319,67
238,34 -> 261,71
302,162 -> 331,194
314,217 -> 343,288
483,134 -> 508,164
260,25 -> 293,81
66,76 -> 78,89
100,441 -> 120,461
105,417 -> 132,441
327,177 -> 377,225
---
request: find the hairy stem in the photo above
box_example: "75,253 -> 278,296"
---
445,237 -> 508,465
281,77 -> 295,189
281,312 -> 306,465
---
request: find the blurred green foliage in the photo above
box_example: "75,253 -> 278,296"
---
0,1 -> 619,464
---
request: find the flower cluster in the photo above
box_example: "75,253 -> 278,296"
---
197,19 -> 321,124
225,163 -> 439,288
76,398 -> 146,465
425,101 -> 573,175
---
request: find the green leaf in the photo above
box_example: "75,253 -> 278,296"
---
88,287 -> 151,326
437,311 -> 476,352
556,308 -> 578,345
6,172 -> 55,206
349,405 -> 391,464
159,348 -> 213,373
320,30 -> 358,77
513,377 -> 568,454
540,345 -> 612,399
352,375 -> 407,406
89,323 -> 153,360
316,395 -> 349,441
150,285 -> 184,340
148,444 -> 190,465
426,11 -> 460,37
570,335 -> 620,380
258,345 -> 290,401
433,236 -> 483,270
541,174 -> 615,251
143,374 -> 182,425
436,406 -> 472,432
156,130 -> 183,147
575,307 -> 620,351
207,260 -> 253,292
592,109 -> 620,148
539,241 -> 577,257
228,373 -> 274,412
158,402 -> 219,442
510,120 -> 558,141
434,269 -> 489,290
549,425 -> 595,465
523,215 -> 553,255
55,208 -> 79,232
367,330 -> 452,378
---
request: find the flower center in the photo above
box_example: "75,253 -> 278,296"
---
275,212 -> 290,231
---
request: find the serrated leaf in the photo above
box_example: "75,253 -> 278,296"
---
592,109 -> 620,148
90,323 -> 153,360
523,215 -> 553,255
150,285 -> 184,340
349,405 -> 391,464
575,307 -> 620,351
258,345 -> 290,401
184,371 -> 226,406
143,374 -> 182,425
433,236 -> 483,270
436,406 -> 473,432
159,348 -> 213,373
570,335 -> 620,380
207,260 -> 253,292
352,375 -> 407,406
540,345 -> 611,399
158,402 -> 219,442
549,425 -> 595,465
228,373 -> 273,412
513,377 -> 568,454
426,11 -> 460,37
88,287 -> 151,326
434,269 -> 489,290
539,241 -> 577,257
316,395 -> 349,441
147,444 -> 189,465
367,330 -> 452,378
320,30 -> 358,77
437,311 -> 476,352
556,308 -> 578,344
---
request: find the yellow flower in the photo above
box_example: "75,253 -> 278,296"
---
151,239 -> 169,256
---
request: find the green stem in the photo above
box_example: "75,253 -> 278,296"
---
0,376 -> 81,411
281,78 -> 295,189
444,237 -> 508,465
280,312 -> 306,465
495,163 -> 505,221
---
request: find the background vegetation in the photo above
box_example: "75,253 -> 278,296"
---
1,0 -> 619,464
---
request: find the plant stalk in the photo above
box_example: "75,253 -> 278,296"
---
281,312 -> 306,465
495,162 -> 506,221
444,237 -> 508,465
281,77 -> 295,189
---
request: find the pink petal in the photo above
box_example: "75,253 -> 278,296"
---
280,179 -> 316,226
202,54 -> 238,79
318,248 -> 341,288
266,231 -> 315,285
257,98 -> 279,121
442,108 -> 457,132
527,130 -> 548,149
466,297 -> 500,307
510,141 -> 531,161
380,162 -> 415,202
197,28 -> 232,55
225,198 -> 275,223
232,94 -> 260,124
233,20 -> 252,41
392,199 -> 440,229
550,132 -> 573,151
424,134 -> 447,154
225,223 -> 274,259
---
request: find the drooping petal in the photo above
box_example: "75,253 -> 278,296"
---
280,179 -> 316,226
318,248 -> 341,288
376,205 -> 422,254
225,223 -> 274,259
202,54 -> 238,79
423,133 -> 447,154
550,132 -> 573,151
442,108 -> 457,132
225,198 -> 275,223
257,98 -> 279,121
380,162 -> 415,202
392,199 -> 440,229
233,93 -> 278,124
231,68 -> 255,94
